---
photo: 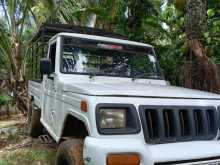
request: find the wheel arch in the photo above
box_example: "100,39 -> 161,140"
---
60,114 -> 90,140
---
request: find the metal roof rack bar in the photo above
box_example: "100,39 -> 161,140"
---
31,23 -> 128,43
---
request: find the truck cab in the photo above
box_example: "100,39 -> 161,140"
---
28,24 -> 220,165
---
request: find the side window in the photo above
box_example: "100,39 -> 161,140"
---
49,43 -> 56,73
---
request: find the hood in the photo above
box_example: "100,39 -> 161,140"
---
63,81 -> 220,99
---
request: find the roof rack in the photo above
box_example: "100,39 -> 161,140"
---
31,23 -> 128,43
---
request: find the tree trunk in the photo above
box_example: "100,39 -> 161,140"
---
6,104 -> 10,117
184,0 -> 220,93
9,38 -> 28,113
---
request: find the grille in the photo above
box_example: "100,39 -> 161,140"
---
156,161 -> 220,165
154,156 -> 220,165
139,106 -> 218,144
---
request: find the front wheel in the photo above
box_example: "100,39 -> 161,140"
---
27,100 -> 43,138
55,139 -> 84,165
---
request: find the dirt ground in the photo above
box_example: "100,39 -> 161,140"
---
0,115 -> 57,165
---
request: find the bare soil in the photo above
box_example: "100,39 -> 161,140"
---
0,115 -> 57,165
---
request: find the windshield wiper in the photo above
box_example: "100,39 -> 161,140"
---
89,73 -> 97,79
132,73 -> 138,81
131,73 -> 161,81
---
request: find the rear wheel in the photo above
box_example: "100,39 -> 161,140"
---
28,100 -> 43,138
55,139 -> 84,165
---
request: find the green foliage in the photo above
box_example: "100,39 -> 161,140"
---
0,95 -> 11,106
51,0 -> 187,85
57,0 -> 91,25
204,3 -> 220,63
156,4 -> 186,85
0,0 -> 55,81
0,149 -> 56,165
0,17 -> 10,70
0,160 -> 13,165
1,0 -> 219,88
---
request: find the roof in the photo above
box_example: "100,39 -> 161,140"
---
52,32 -> 153,48
31,23 -> 128,43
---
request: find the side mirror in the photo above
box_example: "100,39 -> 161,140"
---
40,58 -> 52,75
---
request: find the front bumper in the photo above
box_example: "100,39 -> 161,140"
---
83,137 -> 220,165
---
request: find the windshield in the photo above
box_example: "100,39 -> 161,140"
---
61,37 -> 163,79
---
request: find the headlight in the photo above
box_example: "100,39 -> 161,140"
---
99,108 -> 126,129
96,104 -> 141,135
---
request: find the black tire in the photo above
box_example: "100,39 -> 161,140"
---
28,100 -> 43,138
55,139 -> 84,165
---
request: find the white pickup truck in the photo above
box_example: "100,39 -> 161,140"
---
28,24 -> 220,165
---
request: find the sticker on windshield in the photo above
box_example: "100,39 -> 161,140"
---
148,55 -> 156,62
97,44 -> 123,50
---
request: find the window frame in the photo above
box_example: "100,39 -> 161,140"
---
59,36 -> 164,80
48,42 -> 57,73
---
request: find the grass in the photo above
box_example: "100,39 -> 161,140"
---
0,115 -> 57,165
0,160 -> 12,165
0,148 -> 56,165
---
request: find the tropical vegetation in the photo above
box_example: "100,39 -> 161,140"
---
0,0 -> 220,112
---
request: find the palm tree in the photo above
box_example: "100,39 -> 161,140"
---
56,0 -> 91,25
56,0 -> 125,31
0,0 -> 54,112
